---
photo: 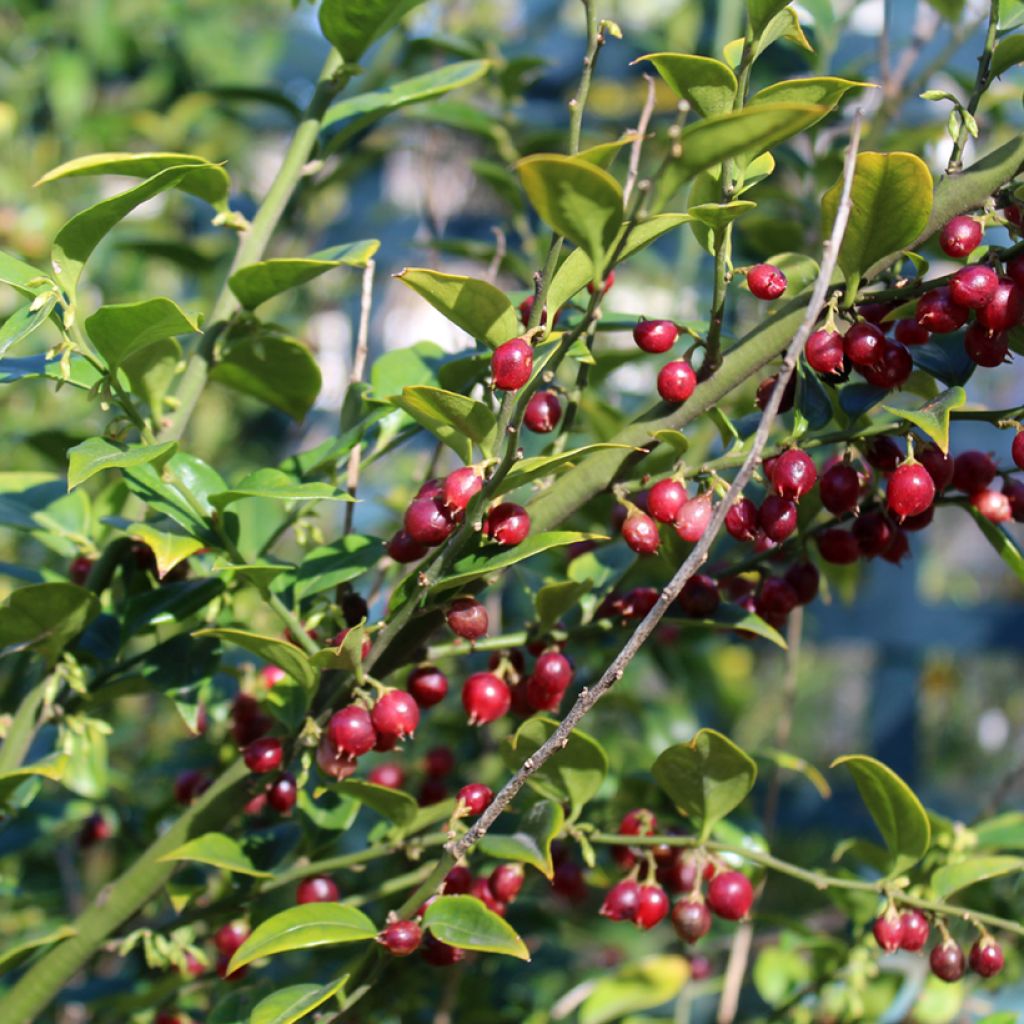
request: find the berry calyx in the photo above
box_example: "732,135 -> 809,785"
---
443,467 -> 483,512
930,940 -> 965,982
316,735 -> 358,781
820,462 -> 861,515
328,704 -> 376,757
296,875 -> 339,904
524,390 -> 562,433
491,337 -> 533,391
899,910 -> 930,951
706,871 -> 754,920
939,215 -> 982,258
675,492 -> 713,542
243,737 -> 283,774
446,596 -> 489,640
404,496 -> 455,547
969,938 -> 1005,978
267,773 -> 297,813
462,672 -> 511,725
747,263 -> 787,300
458,782 -> 493,815
648,478 -> 688,523
371,690 -> 420,741
770,449 -> 817,501
622,512 -> 660,554
484,502 -> 530,546
872,912 -> 904,952
633,319 -> 679,353
658,360 -> 697,403
887,462 -> 936,519
634,884 -> 670,929
599,879 -> 641,921
378,919 -> 422,957
407,664 -> 448,707
805,328 -> 845,376
489,863 -> 525,903
949,264 -> 999,309
671,899 -> 712,943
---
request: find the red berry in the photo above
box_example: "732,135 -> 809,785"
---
443,467 -> 483,511
915,286 -> 970,333
316,735 -> 358,781
470,875 -> 506,915
443,866 -> 473,895
634,884 -> 670,929
1004,477 -> 1024,521
267,772 -> 297,813
328,704 -> 376,757
417,478 -> 445,499
939,215 -> 982,258
820,463 -> 861,515
296,875 -> 339,904
771,449 -> 817,501
706,871 -> 754,920
524,390 -> 562,433
658,360 -> 697,403
844,323 -> 886,367
971,488 -> 1012,522
620,807 -> 658,837
758,495 -> 798,542
725,497 -> 758,541
446,596 -> 489,640
1013,430 -> 1024,470
491,337 -> 533,390
675,493 -> 712,542
894,318 -> 930,346
533,651 -> 573,691
865,436 -> 903,472
671,899 -> 712,943
678,574 -> 719,618
977,277 -> 1024,331
69,555 -> 93,585
421,934 -> 467,966
551,858 -> 587,903
950,264 -> 999,308
243,737 -> 283,774
174,769 -> 210,806
407,664 -> 448,707
404,496 -> 455,547
755,373 -> 796,413
887,463 -> 936,519
489,863 -> 525,903
388,530 -> 428,563
965,323 -> 1009,367
214,922 -> 249,957
872,913 -> 904,952
919,444 -> 954,491
599,879 -> 641,921
863,341 -> 912,390
588,270 -> 615,295
155,1013 -> 185,1024
930,940 -> 965,982
648,478 -> 688,523
969,938 -> 1005,978
622,512 -> 660,554
1008,251 -> 1024,288
858,300 -> 897,324
747,263 -> 787,300
371,690 -> 420,740
817,527 -> 860,564
330,627 -> 372,660
633,319 -> 679,353
483,502 -> 530,546
379,919 -> 422,957
899,910 -> 930,951
805,328 -> 845,375
368,762 -> 404,789
621,585 -> 660,618
853,511 -> 894,557
952,450 -> 997,493
79,811 -> 112,847
756,577 -> 798,620
518,294 -> 547,327
462,672 -> 511,725
458,783 -> 493,815
785,561 -> 820,605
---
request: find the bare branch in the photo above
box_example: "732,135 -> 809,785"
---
343,258 -> 376,535
623,74 -> 657,206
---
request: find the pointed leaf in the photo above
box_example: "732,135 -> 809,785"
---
966,505 -> 1024,585
931,856 -> 1024,900
318,0 -> 429,62
421,895 -> 530,960
751,77 -> 873,115
67,438 -> 177,491
991,34 -> 1024,78
0,924 -> 77,974
881,386 -> 965,453
747,0 -> 794,36
228,259 -> 347,310
0,583 -> 99,665
124,523 -> 204,579
295,535 -> 381,601
0,754 -> 70,804
250,976 -> 349,1024
579,955 -> 689,1024
391,385 -> 497,462
209,468 -> 352,510
755,748 -> 831,798
678,603 -> 788,649
194,628 -> 316,690
159,833 -> 272,878
0,250 -> 50,297
497,443 -> 642,493
478,799 -> 564,878
637,53 -> 738,117
0,297 -> 58,358
335,779 -> 418,826
85,297 -> 198,368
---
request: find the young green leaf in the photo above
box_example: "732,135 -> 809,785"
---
477,799 -> 565,877
0,250 -> 51,297
636,53 -> 738,117
930,856 -> 1024,900
0,297 -> 58,358
421,895 -> 530,960
85,298 -> 198,367
67,438 -> 177,491
250,976 -> 349,1024
120,337 -> 182,416
751,77 -> 873,117
747,0 -> 794,36
0,924 -> 77,974
209,468 -> 352,510
194,628 -> 316,690
124,523 -> 204,579
158,833 -> 272,878
391,385 -> 498,462
0,754 -> 70,804
228,259 -> 347,310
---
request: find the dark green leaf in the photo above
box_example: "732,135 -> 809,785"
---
421,895 -> 530,960
881,386 -> 965,453
0,582 -> 99,665
391,385 -> 497,462
335,779 -> 418,826
478,799 -> 564,878
579,955 -> 689,1024
931,856 -> 1024,899
159,833 -> 272,878
124,579 -> 225,635
84,298 -> 198,367
839,383 -> 888,421
678,603 -> 788,649
318,0 -> 428,62
250,976 -> 349,1024
194,628 -> 316,690
497,443 -> 640,494
67,437 -> 177,491
295,535 -> 381,601
637,53 -> 737,117
534,579 -> 591,633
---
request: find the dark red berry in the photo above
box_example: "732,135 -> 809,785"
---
894,318 -> 930,347
844,323 -> 886,367
328,704 -> 376,757
174,769 -> 210,806
316,735 -> 357,781
817,527 -> 860,564
330,627 -> 372,660
524,390 -> 562,433
771,449 -> 817,501
372,690 -> 419,740
491,337 -> 533,390
388,530 -> 428,563
872,913 -> 904,952
915,287 -> 969,334
706,871 -> 754,920
446,596 -> 489,640
902,506 -> 934,531
671,899 -> 712,943
939,215 -> 982,258
865,436 -> 903,472
518,294 -> 546,327
690,954 -> 713,980
971,488 -> 1012,522
634,884 -> 670,929
69,555 -> 93,585
421,934 -> 467,966
648,478 -> 688,523
621,586 -> 659,618
633,319 -> 679,353
658,360 -> 697,403
470,875 -> 506,915
1013,431 -> 1024,471
533,650 -> 573,691
899,910 -> 930,951
805,329 -> 845,375
758,495 -> 798,542
952,450 -> 997,493
858,300 -> 897,324
267,773 -> 297,813
675,493 -> 712,542
417,478 -> 445,499
462,672 -> 511,725
965,323 -> 1009,367
950,264 -> 999,308
969,938 -> 1004,978
443,866 -> 473,894
1008,251 -> 1024,288
1005,477 -> 1024,521
756,577 -> 798,619
443,467 -> 483,511
214,922 -> 249,957
404,496 -> 455,547
785,561 -> 819,605
747,263 -> 787,300
78,811 -> 112,847
755,373 -> 796,413
725,497 -> 758,541
821,463 -> 861,515
420,747 -> 453,780
977,277 -> 1023,331
458,783 -> 493,815
243,737 -> 283,774
863,341 -> 912,390
678,574 -> 719,618
919,444 -> 954,491
297,875 -> 339,904
407,665 -> 448,708
368,762 -> 404,789
484,502 -> 530,546
379,919 -> 422,957
599,879 -> 642,921
930,940 -> 965,982
489,863 -> 525,904
887,463 -> 936,519
622,512 -> 660,554
853,511 -> 894,557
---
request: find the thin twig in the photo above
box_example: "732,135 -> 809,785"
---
486,227 -> 507,285
947,0 -> 1000,174
343,259 -> 376,535
623,75 -> 657,206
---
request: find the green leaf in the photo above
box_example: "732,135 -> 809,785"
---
250,976 -> 349,1024
637,53 -> 737,117
209,331 -> 322,421
753,6 -> 813,56
310,240 -> 380,266
0,923 -> 76,974
421,895 -> 530,960
121,337 -> 181,416
504,715 -> 608,819
579,955 -> 689,1024
687,200 -> 757,233
678,603 -> 788,649
396,268 -> 520,348
295,535 -> 381,601
991,34 -> 1024,78
931,856 -> 1024,900
0,753 -> 70,804
124,523 -> 204,579
577,134 -> 640,168
755,748 -> 831,799
194,628 -> 316,690
125,578 -> 225,635
881,386 -> 965,453
973,811 -> 1024,850
652,728 -> 758,840
830,754 -> 931,876
84,297 -> 199,367
821,152 -> 933,291
391,385 -> 497,462
751,77 -> 872,117
747,0 -> 793,36
0,297 -> 58,358
534,579 -> 591,633
159,833 -> 272,878
753,945 -> 814,1007
209,468 -> 352,510
517,155 -> 623,279
966,505 -> 1024,585
478,799 -> 564,878
0,250 -> 50,297
229,260 -> 347,310
318,0 -> 428,62
36,151 -> 230,206
335,779 -> 418,826
0,583 -> 99,665
67,437 -> 177,491
228,903 -> 377,973
498,443 -> 641,494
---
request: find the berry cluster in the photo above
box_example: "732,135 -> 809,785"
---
873,909 -> 1005,982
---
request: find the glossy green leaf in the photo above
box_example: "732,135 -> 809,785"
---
991,33 -> 1024,78
478,799 -> 564,877
121,337 -> 181,416
517,155 -> 623,278
0,754 -> 70,804
534,579 -> 591,633
396,268 -> 519,348
421,895 -> 530,960
653,728 -> 758,840
250,976 -> 349,1024
751,77 -> 872,118
755,748 -> 831,798
637,53 -> 737,117
678,603 -> 788,649
821,153 -> 933,291
577,134 -> 640,168
335,779 -> 418,826
687,200 -> 756,233
228,903 -> 376,972
318,0 -> 428,62
830,754 -> 931,876
209,468 -> 352,510
229,260 -> 346,310
967,505 -> 1024,585
209,332 -> 322,421
498,443 -> 640,494
881,386 -> 965,453
652,428 -> 690,454
973,811 -> 1024,850
931,855 -> 1024,899
194,628 -> 316,690
0,582 -> 99,665
125,578 -> 225,634
295,535 -> 381,601
311,240 -> 380,266
752,5 -> 813,56
0,250 -> 50,296
67,438 -> 177,491
579,955 -> 689,1024
0,297 -> 57,358
84,297 -> 198,367
391,385 -> 498,462
159,833 -> 272,878
747,0 -> 793,35
0,923 -> 76,974
124,523 -> 204,579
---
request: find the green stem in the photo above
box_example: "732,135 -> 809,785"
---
946,0 -> 1000,174
0,674 -> 49,774
568,0 -> 600,156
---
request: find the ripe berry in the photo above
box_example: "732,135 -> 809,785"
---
899,910 -> 930,951
971,488 -> 1012,522
588,269 -> 615,295
844,323 -> 885,367
805,329 -> 845,375
725,497 -> 758,541
599,879 -> 641,921
758,495 -> 798,542
853,511 -> 894,557
1013,431 -> 1024,470
678,574 -> 719,618
407,664 -> 448,708
675,493 -> 712,542
484,502 -> 530,546
785,561 -> 820,605
930,940 -> 965,982
634,884 -> 670,929
417,478 -> 445,499
78,811 -> 112,847
965,323 -> 1009,367
491,337 -> 533,391
534,651 -> 573,691
443,866 -> 473,894
622,512 -> 660,554
174,769 -> 210,806
633,319 -> 679,353
915,287 -> 969,334
524,390 -> 562,433
648,478 -> 688,523
446,596 -> 489,640
316,735 -> 357,781
462,672 -> 511,725
214,922 -> 249,957
755,373 -> 796,413
671,899 -> 712,943
421,747 -> 453,780
1004,477 -> 1024,521
887,463 -> 936,519
976,277 -> 1024,331
69,555 -> 93,586
747,263 -> 787,300
368,762 -> 404,789
950,264 -> 999,308
756,577 -> 798,619
865,435 -> 903,472
458,783 -> 493,815
523,677 -> 562,712
863,341 -> 913,390
470,875 -> 506,915
443,467 -> 483,511
821,463 -> 861,515
372,690 -> 420,740
658,360 -> 697,403
267,773 -> 297,813
421,935 -> 467,966
518,294 -> 546,327
919,444 -> 954,491
404,496 -> 455,547
328,704 -> 376,757
489,863 -> 525,903
296,875 -> 339,904
155,1013 -> 185,1024
706,871 -> 754,920
379,919 -> 422,957
771,449 -> 817,501
969,938 -> 1005,978
952,450 -> 997,493
1008,251 -> 1024,288
330,627 -> 372,660
388,530 -> 428,563
872,913 -> 904,952
894,318 -> 930,347
817,528 -> 860,564
243,737 -> 283,774
939,215 -> 982,258
622,586 -> 659,618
